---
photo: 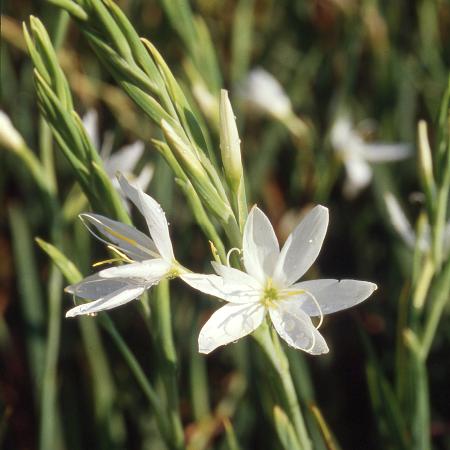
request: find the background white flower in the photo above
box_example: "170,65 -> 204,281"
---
331,116 -> 412,198
238,68 -> 292,120
0,110 -> 26,151
65,175 -> 179,317
182,205 -> 377,354
384,192 -> 450,255
83,109 -> 153,192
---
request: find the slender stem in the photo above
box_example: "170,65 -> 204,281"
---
253,321 -> 312,450
153,280 -> 185,450
100,315 -> 170,439
39,266 -> 63,450
421,258 -> 450,359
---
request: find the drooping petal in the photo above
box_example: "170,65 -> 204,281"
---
80,213 -> 158,261
198,302 -> 265,354
362,143 -> 412,162
118,175 -> 174,261
290,279 -> 377,316
105,141 -> 145,175
66,285 -> 145,318
65,274 -> 134,299
99,259 -> 171,283
269,301 -> 329,355
181,272 -> 261,304
273,205 -> 329,287
243,206 -> 280,283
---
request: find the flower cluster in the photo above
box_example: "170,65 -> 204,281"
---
67,176 -> 377,355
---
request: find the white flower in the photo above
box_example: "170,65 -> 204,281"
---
331,116 -> 412,198
238,68 -> 292,119
65,175 -> 180,317
384,192 -> 450,255
83,109 -> 153,192
182,205 -> 377,354
0,110 -> 25,151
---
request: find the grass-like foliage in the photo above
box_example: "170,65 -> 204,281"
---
1,1 -> 449,449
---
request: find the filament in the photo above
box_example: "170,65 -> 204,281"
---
226,247 -> 242,267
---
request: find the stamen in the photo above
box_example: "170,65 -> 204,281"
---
92,257 -> 123,267
226,247 -> 242,267
303,290 -> 323,330
107,245 -> 134,262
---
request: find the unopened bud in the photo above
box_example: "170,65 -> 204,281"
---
219,90 -> 243,190
0,111 -> 25,151
161,120 -> 203,174
418,120 -> 434,182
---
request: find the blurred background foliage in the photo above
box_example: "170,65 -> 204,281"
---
1,0 -> 449,449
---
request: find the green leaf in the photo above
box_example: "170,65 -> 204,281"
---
273,406 -> 303,450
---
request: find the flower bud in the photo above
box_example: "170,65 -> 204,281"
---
418,120 -> 433,182
0,110 -> 25,152
219,89 -> 243,190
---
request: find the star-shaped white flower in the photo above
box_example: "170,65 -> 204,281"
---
181,205 -> 377,354
65,175 -> 180,317
83,109 -> 153,192
331,116 -> 411,198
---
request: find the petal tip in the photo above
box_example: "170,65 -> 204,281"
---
65,309 -> 77,318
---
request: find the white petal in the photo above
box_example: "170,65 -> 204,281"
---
211,262 -> 262,289
343,158 -> 372,197
66,285 -> 145,317
118,175 -> 174,261
65,274 -> 133,299
269,302 -> 329,354
99,259 -> 171,283
384,193 -> 416,248
135,164 -> 154,191
82,109 -> 100,151
273,205 -> 328,287
330,116 -> 353,150
290,279 -> 377,316
106,141 -> 145,174
198,302 -> 265,354
80,213 -> 158,261
362,143 -> 412,162
181,272 -> 261,304
243,206 -> 280,283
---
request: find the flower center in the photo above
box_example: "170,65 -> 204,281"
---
261,279 -> 279,307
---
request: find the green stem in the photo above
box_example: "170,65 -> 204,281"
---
253,321 -> 312,450
100,315 -> 170,438
421,258 -> 450,359
39,265 -> 64,450
153,280 -> 185,450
